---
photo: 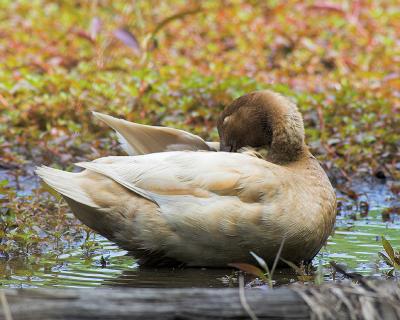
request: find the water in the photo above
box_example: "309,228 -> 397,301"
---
1,168 -> 399,288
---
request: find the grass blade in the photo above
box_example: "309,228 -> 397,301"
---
250,251 -> 269,274
270,237 -> 286,279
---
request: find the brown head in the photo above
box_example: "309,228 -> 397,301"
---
217,90 -> 307,163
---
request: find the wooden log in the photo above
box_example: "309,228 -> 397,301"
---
0,281 -> 399,320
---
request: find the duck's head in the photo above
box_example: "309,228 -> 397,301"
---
217,90 -> 307,163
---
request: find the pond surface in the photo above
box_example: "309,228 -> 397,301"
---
1,169 -> 399,288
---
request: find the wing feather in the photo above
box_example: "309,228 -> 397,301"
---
92,112 -> 218,155
75,151 -> 279,204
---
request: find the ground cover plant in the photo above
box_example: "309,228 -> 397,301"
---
0,0 -> 399,285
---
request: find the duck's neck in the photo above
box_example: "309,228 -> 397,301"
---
266,143 -> 309,164
242,144 -> 310,166
266,107 -> 307,164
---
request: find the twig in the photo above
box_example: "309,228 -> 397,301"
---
238,275 -> 258,320
329,262 -> 368,286
270,236 -> 286,279
291,287 -> 328,320
150,6 -> 203,39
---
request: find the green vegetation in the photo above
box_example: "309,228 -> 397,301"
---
380,236 -> 400,276
0,1 -> 398,176
0,1 -> 398,287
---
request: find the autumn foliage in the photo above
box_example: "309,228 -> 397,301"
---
0,0 -> 398,179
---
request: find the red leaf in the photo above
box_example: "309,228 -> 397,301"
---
229,263 -> 267,281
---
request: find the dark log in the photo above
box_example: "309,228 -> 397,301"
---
0,281 -> 400,320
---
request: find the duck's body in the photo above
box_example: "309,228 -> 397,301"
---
37,90 -> 336,266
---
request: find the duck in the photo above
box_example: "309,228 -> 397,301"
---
36,90 -> 336,267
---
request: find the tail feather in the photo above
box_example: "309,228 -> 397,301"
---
35,166 -> 99,208
36,166 -> 134,239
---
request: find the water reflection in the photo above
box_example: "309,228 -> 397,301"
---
104,267 -> 237,288
0,178 -> 398,288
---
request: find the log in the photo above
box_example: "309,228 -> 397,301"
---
0,281 -> 400,320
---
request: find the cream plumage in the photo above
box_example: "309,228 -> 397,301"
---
91,111 -> 219,156
36,90 -> 336,266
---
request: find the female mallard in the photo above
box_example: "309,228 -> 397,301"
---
36,90 -> 336,266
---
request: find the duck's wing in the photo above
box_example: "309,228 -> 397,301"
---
92,112 -> 219,155
36,151 -> 285,264
37,151 -> 279,210
79,152 -> 283,235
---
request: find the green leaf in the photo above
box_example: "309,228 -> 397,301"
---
379,251 -> 394,267
394,256 -> 400,267
382,236 -> 396,265
0,179 -> 9,187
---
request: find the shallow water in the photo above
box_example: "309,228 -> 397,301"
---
1,169 -> 399,288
